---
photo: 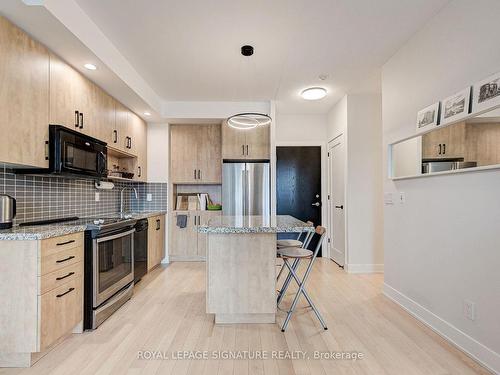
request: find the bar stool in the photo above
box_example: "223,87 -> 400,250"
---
276,223 -> 314,284
276,226 -> 327,332
276,221 -> 314,249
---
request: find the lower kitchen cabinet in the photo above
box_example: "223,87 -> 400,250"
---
0,232 -> 84,367
169,210 -> 221,261
147,214 -> 165,271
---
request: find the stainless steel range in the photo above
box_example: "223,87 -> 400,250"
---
83,217 -> 137,329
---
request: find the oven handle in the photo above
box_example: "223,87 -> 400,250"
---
96,228 -> 136,243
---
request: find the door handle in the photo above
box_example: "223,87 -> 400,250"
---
113,130 -> 118,143
129,136 -> 132,149
138,166 -> 141,178
79,112 -> 84,129
312,202 -> 321,207
242,145 -> 245,155
56,255 -> 75,263
156,219 -> 160,230
438,144 -> 442,155
56,287 -> 75,298
335,205 -> 344,209
442,143 -> 446,155
194,169 -> 197,179
75,110 -> 79,128
198,169 -> 201,179
56,271 -> 75,281
246,145 -> 249,156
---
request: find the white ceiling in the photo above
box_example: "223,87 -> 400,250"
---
72,0 -> 449,114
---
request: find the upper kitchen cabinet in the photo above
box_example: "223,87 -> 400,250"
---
222,120 -> 270,160
170,124 -> 222,184
0,17 -> 49,168
113,101 -> 132,153
129,112 -> 148,181
49,53 -> 96,137
422,122 -> 466,159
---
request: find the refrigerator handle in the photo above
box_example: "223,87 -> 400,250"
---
242,168 -> 247,216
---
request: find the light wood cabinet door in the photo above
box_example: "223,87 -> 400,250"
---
169,212 -> 198,259
114,101 -> 131,152
422,123 -> 465,159
197,124 -> 222,183
246,123 -> 270,159
170,125 -> 199,183
147,215 -> 165,270
92,89 -> 116,145
39,276 -> 82,351
129,112 -> 147,180
0,17 -> 49,168
222,120 -> 246,159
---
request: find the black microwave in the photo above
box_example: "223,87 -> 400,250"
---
17,125 -> 107,179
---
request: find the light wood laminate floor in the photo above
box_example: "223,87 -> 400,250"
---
0,260 -> 491,375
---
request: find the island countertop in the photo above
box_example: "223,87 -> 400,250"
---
197,215 -> 313,234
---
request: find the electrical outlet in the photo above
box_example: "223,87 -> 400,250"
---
399,192 -> 405,204
95,192 -> 100,202
146,193 -> 153,202
463,300 -> 476,321
384,192 -> 394,205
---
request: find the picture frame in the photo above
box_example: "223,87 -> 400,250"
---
416,102 -> 440,132
472,71 -> 500,114
440,87 -> 471,125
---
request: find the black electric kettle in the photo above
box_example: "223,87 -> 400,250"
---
0,194 -> 16,229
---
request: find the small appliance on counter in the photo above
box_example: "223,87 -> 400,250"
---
0,194 -> 16,229
422,159 -> 477,174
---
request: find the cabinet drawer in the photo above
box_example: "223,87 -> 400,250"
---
39,276 -> 82,351
40,245 -> 83,276
41,232 -> 83,258
40,262 -> 83,295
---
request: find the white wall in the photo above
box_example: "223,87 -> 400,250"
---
275,113 -> 327,143
382,0 -> 500,372
147,123 -> 169,183
326,93 -> 383,272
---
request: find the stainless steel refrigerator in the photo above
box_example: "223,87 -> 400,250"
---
222,162 -> 270,216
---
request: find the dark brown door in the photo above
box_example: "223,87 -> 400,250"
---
276,146 -> 322,256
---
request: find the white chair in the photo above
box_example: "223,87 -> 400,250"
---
276,226 -> 328,332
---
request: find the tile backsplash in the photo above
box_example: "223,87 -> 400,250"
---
0,166 -> 167,224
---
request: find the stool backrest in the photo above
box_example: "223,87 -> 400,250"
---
306,225 -> 327,258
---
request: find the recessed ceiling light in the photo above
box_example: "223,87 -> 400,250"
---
144,112 -> 151,116
301,87 -> 327,100
84,63 -> 97,70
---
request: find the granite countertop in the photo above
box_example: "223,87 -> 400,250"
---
197,215 -> 314,234
0,211 -> 167,241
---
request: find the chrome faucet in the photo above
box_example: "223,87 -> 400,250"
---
120,186 -> 138,217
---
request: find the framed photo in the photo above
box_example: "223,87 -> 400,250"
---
440,87 -> 471,125
416,102 -> 440,132
472,71 -> 500,113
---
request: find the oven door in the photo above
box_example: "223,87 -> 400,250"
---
93,228 -> 135,307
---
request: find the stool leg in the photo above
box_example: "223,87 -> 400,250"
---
286,260 -> 328,330
277,258 -> 299,306
280,259 -> 304,332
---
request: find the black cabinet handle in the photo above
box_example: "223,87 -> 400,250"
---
242,145 -> 245,155
156,219 -> 160,230
138,166 -> 141,177
75,111 -> 79,128
56,239 -> 75,246
113,130 -> 118,143
246,145 -> 249,156
56,287 -> 75,298
438,144 -> 442,155
443,143 -> 446,155
194,169 -> 197,179
56,271 -> 75,281
56,255 -> 75,263
335,205 -> 344,209
79,113 -> 84,129
197,169 -> 201,179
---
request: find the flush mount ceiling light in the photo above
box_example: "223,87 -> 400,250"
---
227,45 -> 272,130
84,63 -> 97,70
227,113 -> 271,130
301,87 -> 327,100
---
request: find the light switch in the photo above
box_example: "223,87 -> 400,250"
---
399,192 -> 405,204
146,193 -> 153,202
384,193 -> 394,205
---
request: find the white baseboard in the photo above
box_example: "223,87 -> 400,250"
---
346,263 -> 384,273
383,283 -> 500,374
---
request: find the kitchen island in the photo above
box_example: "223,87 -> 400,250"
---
198,215 -> 313,324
